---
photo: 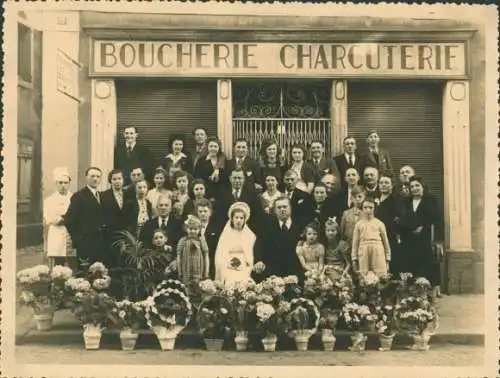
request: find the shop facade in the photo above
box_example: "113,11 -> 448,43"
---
39,11 -> 486,294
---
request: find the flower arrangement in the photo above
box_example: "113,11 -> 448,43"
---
395,296 -> 438,335
230,280 -> 259,333
197,295 -> 234,339
110,299 -> 146,331
198,279 -> 224,298
340,303 -> 377,331
17,265 -> 73,313
70,289 -> 116,327
374,304 -> 397,336
286,297 -> 320,334
87,262 -> 112,293
254,299 -> 289,339
303,270 -> 353,310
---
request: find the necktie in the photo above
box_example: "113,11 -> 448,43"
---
348,155 -> 353,166
160,217 -> 166,228
236,158 -> 241,168
233,190 -> 239,200
315,159 -> 320,167
127,146 -> 132,155
95,191 -> 101,204
281,222 -> 287,232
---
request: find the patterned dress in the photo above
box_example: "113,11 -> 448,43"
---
177,236 -> 209,305
340,207 -> 363,245
296,241 -> 325,272
324,237 -> 350,281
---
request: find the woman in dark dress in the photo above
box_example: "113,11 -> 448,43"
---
193,137 -> 227,199
285,144 -> 316,194
399,176 -> 442,290
183,178 -> 215,219
159,134 -> 193,186
259,139 -> 286,192
375,175 -> 404,278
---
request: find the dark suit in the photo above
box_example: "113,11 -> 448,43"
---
364,185 -> 382,201
285,162 -> 316,187
64,187 -> 107,270
226,156 -> 262,190
101,189 -> 128,268
283,188 -> 315,229
201,218 -> 224,279
375,194 -> 403,276
123,197 -> 153,235
307,157 -> 341,185
114,142 -> 155,184
334,153 -> 366,187
140,215 -> 183,249
256,216 -> 303,281
363,147 -> 393,178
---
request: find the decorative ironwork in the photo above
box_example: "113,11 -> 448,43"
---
233,82 -> 330,119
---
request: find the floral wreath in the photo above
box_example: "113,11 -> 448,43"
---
155,279 -> 188,296
287,297 -> 321,335
141,286 -> 192,330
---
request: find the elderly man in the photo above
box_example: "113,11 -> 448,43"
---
43,167 -> 76,269
65,167 -> 107,271
363,166 -> 382,200
397,165 -> 416,199
140,194 -> 182,249
114,126 -> 154,185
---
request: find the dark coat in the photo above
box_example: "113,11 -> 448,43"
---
363,185 -> 382,201
139,215 -> 183,249
123,197 -> 154,234
334,153 -> 366,187
285,161 -> 317,187
375,194 -> 403,276
193,157 -> 228,199
114,142 -> 155,184
64,187 -> 107,267
399,194 -> 441,285
101,189 -> 128,236
363,147 -> 393,178
256,216 -> 304,281
159,153 -> 194,177
201,217 -> 224,280
226,156 -> 262,190
307,157 -> 341,184
283,188 -> 315,229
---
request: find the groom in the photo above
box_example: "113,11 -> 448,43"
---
252,196 -> 304,282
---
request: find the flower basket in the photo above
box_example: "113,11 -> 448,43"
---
83,323 -> 103,350
153,325 -> 178,351
234,330 -> 249,351
285,297 -> 320,351
321,328 -> 336,351
197,295 -> 233,348
349,332 -> 367,352
261,332 -> 278,352
378,333 -> 396,351
409,332 -> 432,351
119,327 -> 139,351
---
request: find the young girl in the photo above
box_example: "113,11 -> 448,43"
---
340,185 -> 365,246
151,229 -> 177,280
171,170 -> 191,220
323,217 -> 351,282
214,202 -> 256,284
177,215 -> 209,302
296,221 -> 325,274
352,198 -> 391,277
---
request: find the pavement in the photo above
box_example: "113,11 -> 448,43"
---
13,245 -> 486,363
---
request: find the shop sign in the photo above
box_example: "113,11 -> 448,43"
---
91,40 -> 466,78
56,49 -> 80,100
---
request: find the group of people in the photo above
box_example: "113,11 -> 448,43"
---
43,125 -> 443,300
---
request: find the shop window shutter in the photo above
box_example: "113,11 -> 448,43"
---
116,80 -> 218,166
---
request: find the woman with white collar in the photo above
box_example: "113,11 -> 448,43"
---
43,167 -> 76,269
160,134 -> 193,186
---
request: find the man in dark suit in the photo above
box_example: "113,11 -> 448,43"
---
308,140 -> 341,188
226,138 -> 262,192
114,126 -> 154,185
216,169 -> 263,234
65,167 -> 107,272
252,196 -> 304,282
363,166 -> 382,201
140,194 -> 182,249
283,169 -> 314,229
123,167 -> 147,201
196,198 -> 223,279
364,129 -> 393,178
101,169 -> 128,268
334,136 -> 366,188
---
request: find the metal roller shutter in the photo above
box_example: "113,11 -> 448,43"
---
116,79 -> 218,165
347,80 -> 445,216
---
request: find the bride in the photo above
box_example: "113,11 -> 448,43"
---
214,202 -> 256,284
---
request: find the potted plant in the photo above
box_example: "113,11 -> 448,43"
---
375,304 -> 397,351
341,302 -> 375,352
318,307 -> 339,351
286,297 -> 320,351
140,284 -> 192,351
228,280 -> 258,351
17,264 -> 73,331
197,295 -> 233,351
68,285 -> 115,350
110,299 -> 146,351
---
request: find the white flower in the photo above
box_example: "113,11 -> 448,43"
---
220,308 -> 228,315
93,277 -> 111,290
118,310 -> 126,319
76,279 -> 91,292
415,277 -> 431,286
21,291 -> 34,302
284,275 -> 299,284
256,303 -> 275,322
51,265 -> 73,280
89,262 -> 108,276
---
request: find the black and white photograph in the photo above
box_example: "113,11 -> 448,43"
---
1,2 -> 498,377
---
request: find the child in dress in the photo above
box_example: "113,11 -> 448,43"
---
340,185 -> 366,246
352,198 -> 391,277
296,221 -> 325,275
176,215 -> 209,305
323,217 -> 351,282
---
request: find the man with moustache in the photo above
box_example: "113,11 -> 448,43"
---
65,167 -> 107,271
140,195 -> 182,249
114,126 -> 154,185
363,166 -> 382,201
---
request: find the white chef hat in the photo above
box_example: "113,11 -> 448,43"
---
53,167 -> 71,182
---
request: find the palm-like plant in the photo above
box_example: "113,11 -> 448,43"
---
111,231 -> 170,301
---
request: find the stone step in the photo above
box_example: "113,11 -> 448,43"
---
16,310 -> 484,349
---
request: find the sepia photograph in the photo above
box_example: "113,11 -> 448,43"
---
1,1 -> 498,377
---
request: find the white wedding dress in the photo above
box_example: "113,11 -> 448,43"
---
214,222 -> 256,285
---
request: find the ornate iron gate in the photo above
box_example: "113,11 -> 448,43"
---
232,82 -> 332,163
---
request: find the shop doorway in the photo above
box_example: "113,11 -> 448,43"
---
232,81 -> 331,163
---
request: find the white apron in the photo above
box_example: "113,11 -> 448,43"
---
43,192 -> 73,257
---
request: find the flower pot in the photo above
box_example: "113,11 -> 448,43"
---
261,333 -> 278,352
34,312 -> 54,332
378,333 -> 395,351
349,332 -> 367,352
410,332 -> 432,351
119,328 -> 139,351
204,338 -> 224,351
321,329 -> 336,351
294,330 -> 312,351
83,324 -> 102,350
153,326 -> 177,351
234,331 -> 249,352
